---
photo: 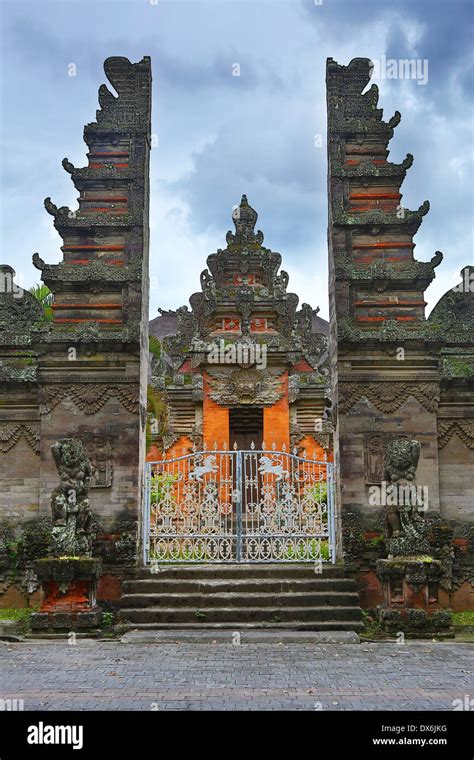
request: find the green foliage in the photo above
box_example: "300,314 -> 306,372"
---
303,482 -> 328,505
452,611 -> 474,626
101,611 -> 114,629
150,472 -> 180,506
0,606 -> 40,634
29,283 -> 53,322
367,536 -> 385,548
284,539 -> 330,561
148,335 -> 162,359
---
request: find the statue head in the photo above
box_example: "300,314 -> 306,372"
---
384,439 -> 421,484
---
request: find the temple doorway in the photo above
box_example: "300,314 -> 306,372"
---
229,406 -> 263,450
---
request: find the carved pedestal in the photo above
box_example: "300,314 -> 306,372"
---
31,558 -> 102,632
376,558 -> 453,638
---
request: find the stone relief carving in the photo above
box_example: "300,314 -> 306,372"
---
207,368 -> 284,406
438,420 -> 474,450
38,384 -> 139,415
365,433 -> 409,484
383,439 -> 430,557
339,382 -> 439,414
79,436 -> 113,488
0,422 -> 40,454
50,439 -> 94,556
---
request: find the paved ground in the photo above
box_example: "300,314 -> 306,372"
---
0,638 -> 472,710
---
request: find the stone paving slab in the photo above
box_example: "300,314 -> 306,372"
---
0,639 -> 472,711
121,629 -> 360,644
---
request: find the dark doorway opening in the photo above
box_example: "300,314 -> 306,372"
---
229,406 -> 263,450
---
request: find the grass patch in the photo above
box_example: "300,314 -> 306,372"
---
0,606 -> 39,634
452,611 -> 474,626
0,608 -> 32,621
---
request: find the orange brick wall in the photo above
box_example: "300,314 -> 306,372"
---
146,435 -> 193,462
263,372 -> 290,449
298,434 -> 333,462
203,372 -> 229,449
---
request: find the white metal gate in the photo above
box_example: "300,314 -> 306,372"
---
143,448 -> 335,564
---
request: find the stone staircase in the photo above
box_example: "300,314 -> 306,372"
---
119,564 -> 364,631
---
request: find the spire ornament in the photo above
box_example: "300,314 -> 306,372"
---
226,195 -> 264,246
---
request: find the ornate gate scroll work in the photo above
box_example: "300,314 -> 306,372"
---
144,449 -> 335,564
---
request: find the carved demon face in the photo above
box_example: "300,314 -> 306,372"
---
59,439 -> 87,468
384,439 -> 421,482
229,370 -> 261,403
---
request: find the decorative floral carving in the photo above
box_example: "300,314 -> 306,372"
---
0,423 -> 40,454
339,382 -> 439,413
38,384 -> 139,415
438,421 -> 474,450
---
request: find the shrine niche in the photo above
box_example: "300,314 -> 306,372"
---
148,195 -> 331,458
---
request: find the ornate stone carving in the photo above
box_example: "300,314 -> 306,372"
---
207,368 -> 284,406
33,255 -> 142,283
38,384 -> 139,415
429,267 -> 474,340
79,436 -> 113,487
333,252 -> 442,287
339,382 -> 439,413
383,439 -> 430,557
288,374 -> 300,403
0,423 -> 40,454
0,265 -> 45,334
438,421 -> 474,450
365,433 -> 409,483
50,439 -> 94,556
332,199 -> 430,233
226,195 -> 264,246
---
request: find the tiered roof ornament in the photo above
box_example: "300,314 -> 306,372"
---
157,195 -> 328,375
226,195 -> 264,246
326,57 -> 446,343
32,56 -> 151,346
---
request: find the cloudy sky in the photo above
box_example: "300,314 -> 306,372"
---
1,0 -> 472,320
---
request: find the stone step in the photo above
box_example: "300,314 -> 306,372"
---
122,577 -> 357,595
120,605 -> 363,625
119,620 -> 365,632
134,563 -> 345,580
120,591 -> 360,609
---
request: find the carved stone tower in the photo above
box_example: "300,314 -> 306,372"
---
19,57 -> 150,560
326,58 -> 445,558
